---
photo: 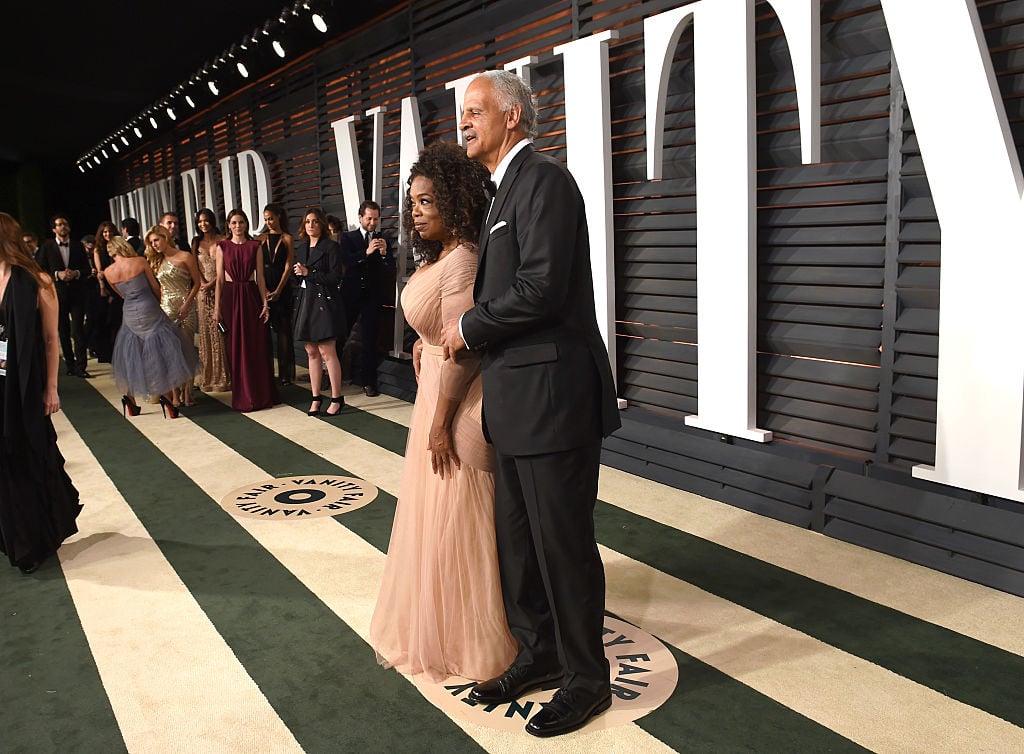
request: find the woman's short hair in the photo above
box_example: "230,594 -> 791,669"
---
403,140 -> 491,265
107,235 -> 136,258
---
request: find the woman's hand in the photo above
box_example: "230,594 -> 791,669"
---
267,290 -> 278,303
412,339 -> 424,383
293,262 -> 307,277
44,387 -> 60,416
177,302 -> 190,320
259,302 -> 269,324
428,422 -> 460,480
201,279 -> 215,292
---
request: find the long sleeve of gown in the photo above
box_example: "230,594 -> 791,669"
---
437,247 -> 481,402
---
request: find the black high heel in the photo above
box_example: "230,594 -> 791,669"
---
325,396 -> 345,416
308,396 -> 323,416
121,395 -> 141,417
159,396 -> 181,419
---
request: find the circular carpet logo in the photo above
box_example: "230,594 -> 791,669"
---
414,615 -> 677,733
219,476 -> 378,520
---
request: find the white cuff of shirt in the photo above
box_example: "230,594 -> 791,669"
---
458,313 -> 470,350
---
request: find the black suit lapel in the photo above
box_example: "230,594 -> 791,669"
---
477,145 -> 533,289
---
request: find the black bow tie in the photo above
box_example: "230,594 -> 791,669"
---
58,242 -> 69,248
483,179 -> 497,199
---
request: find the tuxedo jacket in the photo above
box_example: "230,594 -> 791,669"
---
339,228 -> 394,303
461,145 -> 620,456
38,238 -> 90,305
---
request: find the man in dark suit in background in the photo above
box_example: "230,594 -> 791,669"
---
22,231 -> 40,263
38,214 -> 92,377
121,217 -> 142,254
340,200 -> 394,396
441,70 -> 620,738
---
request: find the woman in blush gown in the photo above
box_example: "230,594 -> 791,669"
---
191,208 -> 229,393
146,225 -> 202,408
0,212 -> 81,574
214,208 -> 279,412
105,236 -> 200,419
370,141 -> 516,682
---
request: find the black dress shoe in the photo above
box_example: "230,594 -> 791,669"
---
525,687 -> 613,738
77,370 -> 93,379
363,385 -> 379,397
468,663 -> 562,705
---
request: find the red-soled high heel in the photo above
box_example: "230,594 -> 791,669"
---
121,395 -> 141,417
159,396 -> 181,419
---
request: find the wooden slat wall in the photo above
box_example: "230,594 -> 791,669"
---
104,0 -> 1024,595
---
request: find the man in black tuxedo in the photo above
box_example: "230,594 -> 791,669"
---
340,200 -> 394,396
160,211 -> 190,252
121,217 -> 143,254
38,214 -> 92,377
441,70 -> 620,738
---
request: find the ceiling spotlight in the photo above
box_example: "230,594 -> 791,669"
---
272,40 -> 286,58
278,10 -> 290,24
101,148 -> 108,158
111,143 -> 120,153
94,156 -> 101,165
134,126 -> 143,138
262,21 -> 273,35
150,116 -> 158,129
237,61 -> 249,78
185,95 -> 196,108
167,107 -> 176,120
312,13 -> 328,32
121,135 -> 129,146
78,164 -> 86,173
208,80 -> 220,96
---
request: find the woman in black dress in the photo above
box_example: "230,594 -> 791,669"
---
292,208 -> 346,416
259,203 -> 295,386
0,212 -> 81,574
92,220 -> 121,362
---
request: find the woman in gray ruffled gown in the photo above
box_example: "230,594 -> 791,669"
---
105,236 -> 199,418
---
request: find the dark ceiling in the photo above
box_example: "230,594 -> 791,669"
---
2,1 -> 404,167
3,1 -> 297,166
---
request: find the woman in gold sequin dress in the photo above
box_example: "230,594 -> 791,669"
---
191,209 -> 229,393
146,225 -> 202,409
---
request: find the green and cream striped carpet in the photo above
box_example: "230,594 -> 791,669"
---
3,364 -> 1023,753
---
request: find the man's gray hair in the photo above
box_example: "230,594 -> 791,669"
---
476,70 -> 538,140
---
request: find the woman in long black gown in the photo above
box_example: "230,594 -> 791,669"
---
0,212 -> 81,574
259,203 -> 295,386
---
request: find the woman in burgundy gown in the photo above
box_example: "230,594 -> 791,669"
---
213,209 -> 279,412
